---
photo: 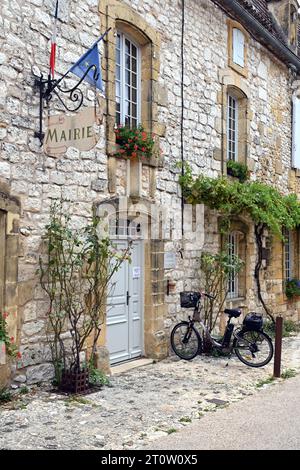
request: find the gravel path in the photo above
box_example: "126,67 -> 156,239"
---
1,335 -> 299,450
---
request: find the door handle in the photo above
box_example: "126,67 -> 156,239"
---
126,291 -> 131,305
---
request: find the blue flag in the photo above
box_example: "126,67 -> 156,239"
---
69,40 -> 103,91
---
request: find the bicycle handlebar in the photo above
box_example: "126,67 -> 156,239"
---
201,292 -> 216,300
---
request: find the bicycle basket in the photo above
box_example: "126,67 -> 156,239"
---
243,313 -> 263,331
180,291 -> 201,308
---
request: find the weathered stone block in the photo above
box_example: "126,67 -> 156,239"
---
26,363 -> 54,385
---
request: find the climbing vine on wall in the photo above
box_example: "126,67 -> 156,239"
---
0,311 -> 21,359
179,164 -> 300,321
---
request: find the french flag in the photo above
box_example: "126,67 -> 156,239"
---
49,0 -> 59,78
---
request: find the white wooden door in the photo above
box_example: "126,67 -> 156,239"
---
106,240 -> 143,364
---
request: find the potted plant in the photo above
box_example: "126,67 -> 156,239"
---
285,279 -> 300,300
114,125 -> 155,161
227,160 -> 250,183
39,202 -> 131,393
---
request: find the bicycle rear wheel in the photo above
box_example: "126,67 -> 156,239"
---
233,330 -> 273,367
170,321 -> 201,360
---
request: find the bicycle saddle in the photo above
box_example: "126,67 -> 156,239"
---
224,308 -> 241,318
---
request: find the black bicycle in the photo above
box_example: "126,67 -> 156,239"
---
170,291 -> 274,367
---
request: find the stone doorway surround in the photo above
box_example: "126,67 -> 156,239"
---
0,181 -> 20,387
95,196 -> 169,372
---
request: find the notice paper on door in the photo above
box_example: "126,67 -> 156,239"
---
132,267 -> 141,279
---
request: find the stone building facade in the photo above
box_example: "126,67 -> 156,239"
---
1,0 -> 300,386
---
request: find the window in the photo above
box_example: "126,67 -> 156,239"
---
283,229 -> 294,280
232,28 -> 245,67
227,95 -> 238,161
292,94 -> 300,169
109,218 -> 142,238
228,231 -> 239,299
116,32 -> 141,127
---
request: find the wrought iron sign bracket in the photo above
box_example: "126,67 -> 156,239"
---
33,64 -> 101,146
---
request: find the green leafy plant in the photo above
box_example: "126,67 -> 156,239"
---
285,279 -> 300,299
0,387 -> 12,404
0,311 -> 21,359
227,160 -> 250,183
179,416 -> 192,423
88,365 -> 110,387
39,201 -> 131,385
256,376 -> 274,388
114,125 -> 155,159
166,428 -> 177,434
200,251 -> 244,334
263,319 -> 300,337
179,164 -> 300,322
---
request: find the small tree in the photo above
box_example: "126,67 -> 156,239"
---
200,251 -> 244,333
39,202 -> 130,384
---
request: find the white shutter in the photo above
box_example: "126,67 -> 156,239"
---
292,95 -> 300,169
233,28 -> 245,67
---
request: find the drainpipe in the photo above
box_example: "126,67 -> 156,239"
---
217,0 -> 300,73
181,0 -> 185,237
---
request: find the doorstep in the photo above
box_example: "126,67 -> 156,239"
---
110,358 -> 154,376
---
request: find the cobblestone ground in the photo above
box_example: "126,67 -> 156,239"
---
1,335 -> 300,450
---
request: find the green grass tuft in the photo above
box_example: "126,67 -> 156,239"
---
281,368 -> 297,379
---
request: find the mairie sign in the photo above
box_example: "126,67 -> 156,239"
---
43,105 -> 103,156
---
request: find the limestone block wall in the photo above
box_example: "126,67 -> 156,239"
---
0,0 -> 299,385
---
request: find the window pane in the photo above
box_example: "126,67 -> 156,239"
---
125,39 -> 130,55
116,49 -> 121,65
132,103 -> 137,119
132,57 -> 137,73
125,54 -> 130,70
132,73 -> 137,88
132,88 -> 137,103
125,70 -> 131,85
116,65 -> 121,81
124,100 -> 130,117
116,34 -> 121,49
132,44 -> 137,58
116,81 -> 120,98
125,85 -> 130,101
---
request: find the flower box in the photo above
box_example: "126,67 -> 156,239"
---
113,125 -> 155,161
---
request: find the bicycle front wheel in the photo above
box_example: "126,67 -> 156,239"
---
170,321 -> 201,360
233,330 -> 273,367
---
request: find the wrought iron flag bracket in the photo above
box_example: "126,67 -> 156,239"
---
33,64 -> 100,145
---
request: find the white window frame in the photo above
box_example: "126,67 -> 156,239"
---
228,231 -> 239,299
232,28 -> 245,67
283,229 -> 293,280
227,94 -> 239,161
116,31 -> 141,127
292,94 -> 300,169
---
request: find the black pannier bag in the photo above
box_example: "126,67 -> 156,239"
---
180,291 -> 201,308
243,313 -> 263,331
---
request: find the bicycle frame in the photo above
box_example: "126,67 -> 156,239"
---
189,301 -> 241,352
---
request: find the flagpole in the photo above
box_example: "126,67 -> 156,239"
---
49,0 -> 59,79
